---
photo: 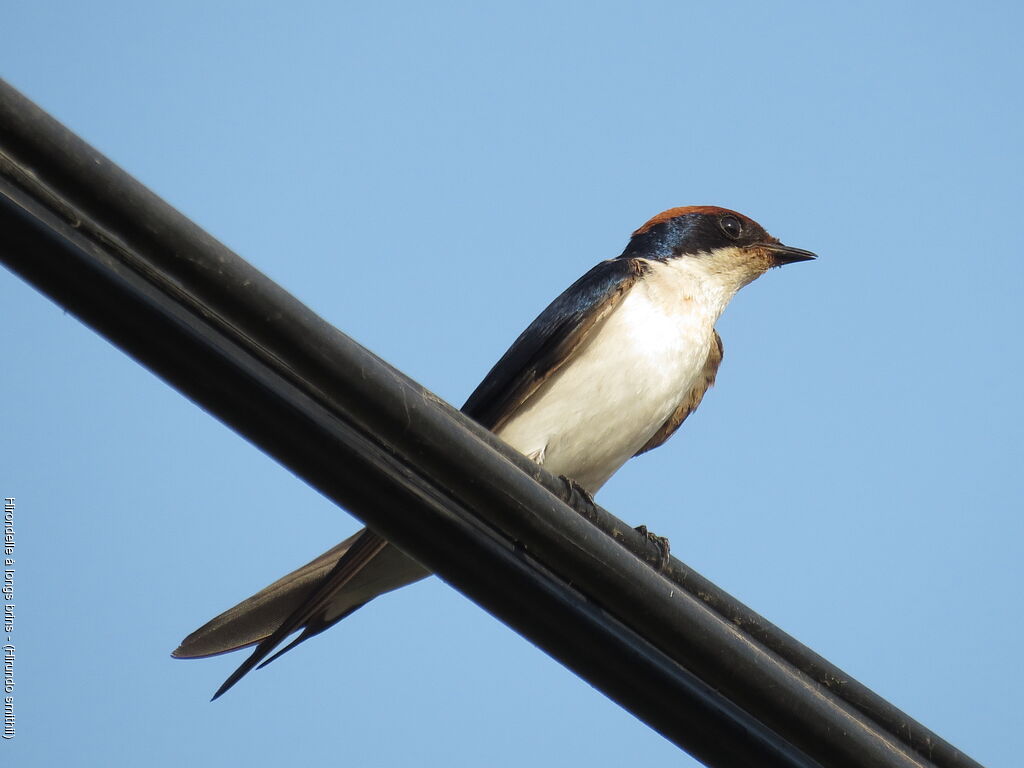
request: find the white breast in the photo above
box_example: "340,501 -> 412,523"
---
495,257 -> 737,492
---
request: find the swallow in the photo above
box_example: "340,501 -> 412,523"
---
172,205 -> 816,698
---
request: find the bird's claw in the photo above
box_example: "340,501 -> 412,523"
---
558,474 -> 597,515
634,524 -> 671,573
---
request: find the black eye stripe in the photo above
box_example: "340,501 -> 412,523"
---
718,215 -> 743,240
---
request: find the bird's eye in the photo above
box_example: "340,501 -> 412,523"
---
718,215 -> 743,240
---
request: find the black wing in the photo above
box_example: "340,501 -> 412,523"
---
462,257 -> 648,429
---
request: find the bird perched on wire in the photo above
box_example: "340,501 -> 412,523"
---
173,205 -> 816,698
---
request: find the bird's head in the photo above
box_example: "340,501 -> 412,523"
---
620,206 -> 816,293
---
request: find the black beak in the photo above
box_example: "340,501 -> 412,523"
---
758,242 -> 817,266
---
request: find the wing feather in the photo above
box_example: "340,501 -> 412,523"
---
462,257 -> 648,430
172,531 -> 428,659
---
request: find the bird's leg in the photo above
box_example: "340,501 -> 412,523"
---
634,525 -> 672,573
557,474 -> 598,516
557,476 -> 671,573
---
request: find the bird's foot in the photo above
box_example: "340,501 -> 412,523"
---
557,475 -> 597,515
634,525 -> 671,573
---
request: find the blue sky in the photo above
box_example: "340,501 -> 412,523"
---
2,2 -> 1020,766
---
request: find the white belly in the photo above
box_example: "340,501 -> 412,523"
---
495,258 -> 724,492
